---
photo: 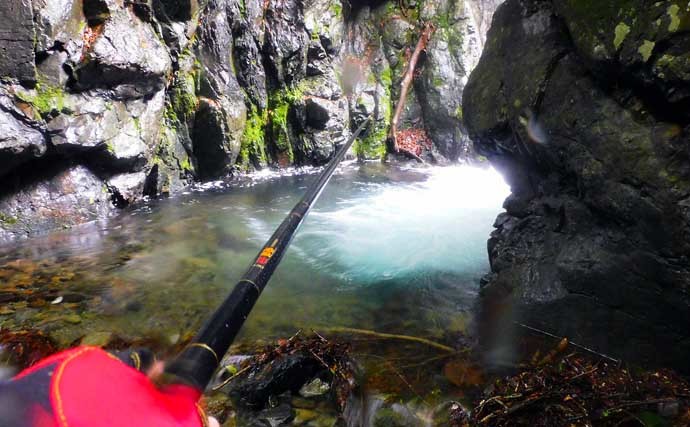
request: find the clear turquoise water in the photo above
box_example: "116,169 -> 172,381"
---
0,162 -> 509,398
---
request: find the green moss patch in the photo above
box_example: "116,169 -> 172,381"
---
170,71 -> 198,123
0,213 -> 18,225
268,87 -> 305,165
355,125 -> 387,160
16,82 -> 68,117
239,105 -> 268,170
613,22 -> 630,50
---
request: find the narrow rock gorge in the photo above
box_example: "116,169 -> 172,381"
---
4,1 -> 690,425
0,0 -> 499,243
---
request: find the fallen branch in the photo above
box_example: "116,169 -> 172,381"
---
318,326 -> 455,353
388,22 -> 435,153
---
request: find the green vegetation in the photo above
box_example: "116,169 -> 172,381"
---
16,82 -> 68,117
380,65 -> 392,88
455,105 -> 463,121
132,116 -> 141,133
434,9 -> 462,47
272,102 -> 293,160
329,2 -> 342,17
0,213 -> 18,225
239,105 -> 268,169
668,4 -> 681,32
170,71 -> 198,123
354,125 -> 387,160
354,62 -> 393,161
268,86 -> 305,164
638,40 -> 655,62
613,22 -> 630,50
180,156 -> 193,172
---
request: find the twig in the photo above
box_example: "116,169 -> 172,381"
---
514,322 -> 620,363
604,398 -> 677,413
475,396 -> 509,417
399,148 -> 425,163
308,348 -> 338,377
566,365 -> 598,381
385,359 -> 429,406
311,329 -> 328,343
288,329 -> 302,343
211,364 -> 251,391
395,353 -> 456,370
320,326 -> 455,353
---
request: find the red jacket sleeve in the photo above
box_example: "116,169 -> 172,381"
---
6,346 -> 206,427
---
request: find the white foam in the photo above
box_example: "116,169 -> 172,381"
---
294,165 -> 510,283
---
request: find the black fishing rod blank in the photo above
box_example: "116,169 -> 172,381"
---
165,116 -> 372,390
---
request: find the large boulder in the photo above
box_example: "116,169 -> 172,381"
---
71,6 -> 172,98
0,165 -> 112,242
295,95 -> 350,165
47,90 -> 167,171
464,0 -> 690,372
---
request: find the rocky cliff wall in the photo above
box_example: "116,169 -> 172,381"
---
0,0 -> 501,243
464,0 -> 690,371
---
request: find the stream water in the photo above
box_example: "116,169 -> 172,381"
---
0,162 -> 510,423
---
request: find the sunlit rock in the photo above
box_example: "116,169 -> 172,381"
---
72,6 -> 172,98
0,88 -> 48,177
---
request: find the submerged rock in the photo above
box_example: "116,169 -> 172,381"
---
299,378 -> 331,398
464,0 -> 690,373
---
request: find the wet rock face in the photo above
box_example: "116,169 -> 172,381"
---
464,0 -> 690,372
344,0 -> 502,162
71,7 -> 172,98
0,0 -> 36,83
0,165 -> 112,242
416,0 -> 485,161
0,89 -> 47,177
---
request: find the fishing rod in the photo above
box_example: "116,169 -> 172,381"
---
165,116 -> 372,390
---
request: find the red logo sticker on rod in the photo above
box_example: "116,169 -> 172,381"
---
255,247 -> 276,266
